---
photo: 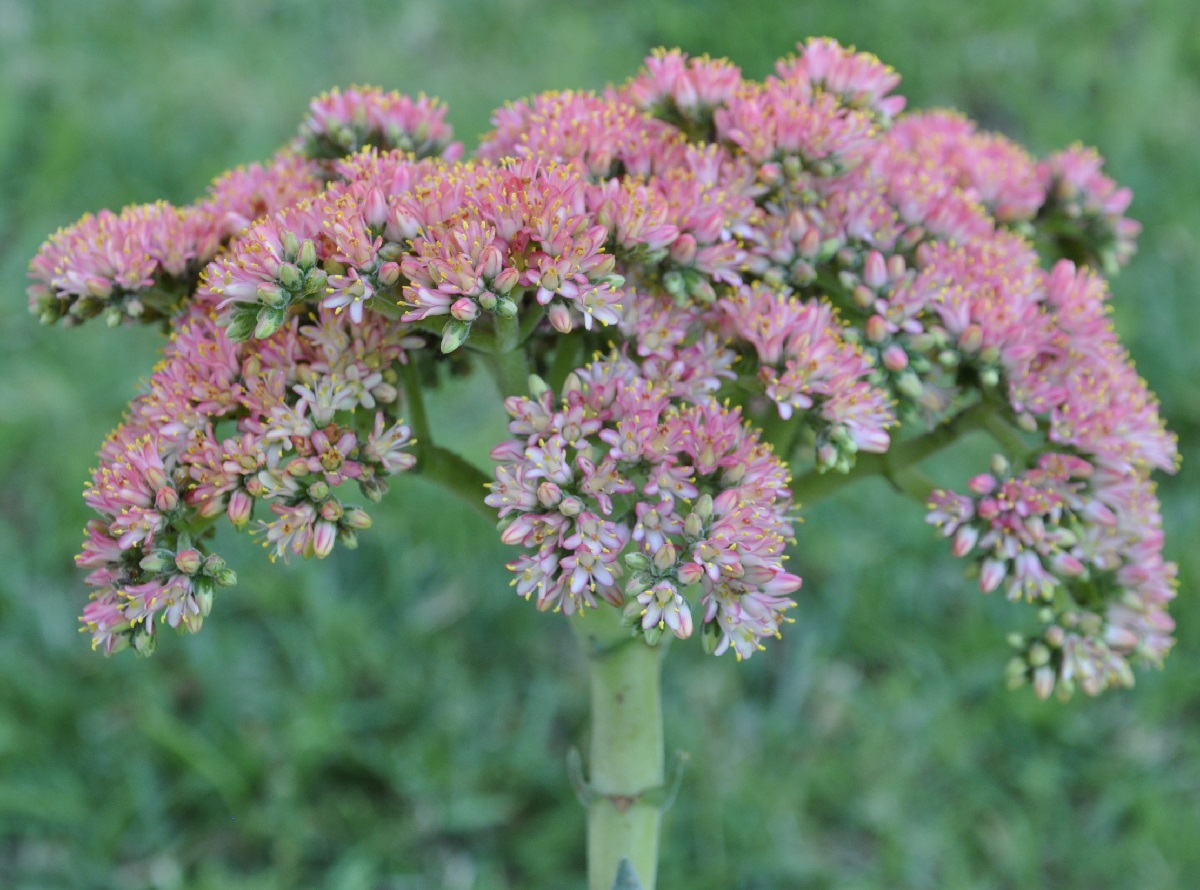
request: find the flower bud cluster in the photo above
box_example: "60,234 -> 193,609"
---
28,202 -> 223,327
74,292 -> 418,655
487,356 -> 799,659
1036,145 -> 1141,274
928,450 -> 1175,699
296,85 -> 462,164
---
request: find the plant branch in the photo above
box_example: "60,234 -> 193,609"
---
415,444 -> 495,522
789,398 -> 997,508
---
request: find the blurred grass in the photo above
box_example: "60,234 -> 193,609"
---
1,0 -> 1198,887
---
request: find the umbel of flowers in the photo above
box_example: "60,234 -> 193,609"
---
31,38 -> 1177,890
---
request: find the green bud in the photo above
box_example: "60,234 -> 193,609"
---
643,625 -> 664,647
624,552 -> 651,572
816,237 -> 842,263
342,506 -> 373,530
280,230 -> 301,260
440,319 -> 471,353
139,550 -> 172,573
496,297 -> 518,317
895,372 -> 923,400
254,306 -> 287,340
359,476 -> 389,503
1028,643 -> 1051,668
223,311 -> 257,342
701,619 -> 722,656
990,453 -> 1011,477
213,568 -> 238,587
303,268 -> 329,295
104,306 -> 124,328
132,626 -> 158,657
296,239 -> 318,270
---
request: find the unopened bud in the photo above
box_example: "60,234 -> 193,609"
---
547,302 -> 573,333
643,625 -> 665,646
862,250 -> 888,289
195,583 -> 215,617
132,627 -> 158,657
319,499 -> 344,522
478,291 -> 498,311
957,324 -> 984,354
303,268 -> 329,295
895,372 -> 923,400
280,230 -> 301,259
313,520 -> 337,558
450,298 -> 478,322
989,454 -> 1010,477
440,319 -> 471,353
558,496 -> 584,517
377,262 -> 401,288
669,233 -> 697,266
852,285 -> 875,309
278,263 -> 302,290
493,266 -> 520,295
882,345 -> 908,372
359,476 -> 389,503
153,486 -> 178,515
342,506 -> 373,530
174,549 -> 203,575
701,619 -> 722,655
254,306 -> 287,340
296,239 -> 317,270
537,481 -> 563,508
227,490 -> 253,528
622,550 -> 650,574
677,562 -> 704,585
653,542 -> 678,572
139,550 -> 171,573
496,296 -> 518,317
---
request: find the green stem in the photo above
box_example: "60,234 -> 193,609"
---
415,444 -> 495,523
546,332 -> 584,393
400,360 -> 432,449
571,606 -> 666,890
789,398 -> 997,508
485,345 -> 532,398
495,310 -> 521,354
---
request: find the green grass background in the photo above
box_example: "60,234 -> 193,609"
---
1,1 -> 1198,887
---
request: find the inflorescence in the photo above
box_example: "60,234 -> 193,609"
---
31,43 -> 1177,698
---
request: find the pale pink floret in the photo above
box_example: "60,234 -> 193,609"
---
299,85 -> 461,160
29,202 -> 222,320
622,48 -> 744,119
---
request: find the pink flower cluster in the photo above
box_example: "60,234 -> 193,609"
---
75,291 -> 418,654
487,356 -> 799,659
928,451 -> 1174,699
295,85 -> 462,163
33,39 -> 1176,690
